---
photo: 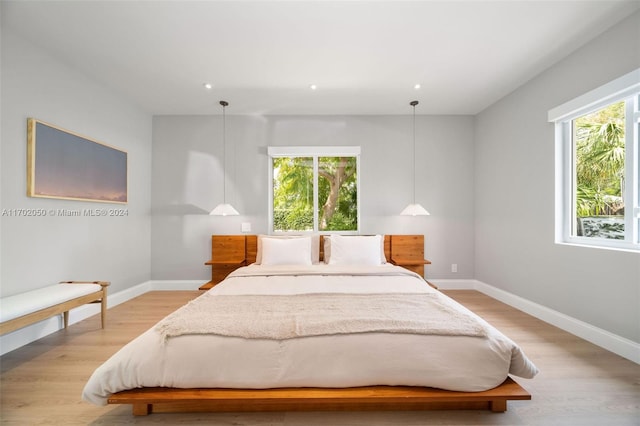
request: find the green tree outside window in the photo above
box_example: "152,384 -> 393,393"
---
573,101 -> 625,239
272,155 -> 358,232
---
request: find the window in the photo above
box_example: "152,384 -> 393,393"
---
550,69 -> 639,251
268,146 -> 360,233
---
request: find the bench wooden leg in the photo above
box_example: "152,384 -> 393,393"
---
100,296 -> 107,328
63,311 -> 69,328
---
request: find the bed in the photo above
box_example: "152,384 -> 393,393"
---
83,234 -> 538,415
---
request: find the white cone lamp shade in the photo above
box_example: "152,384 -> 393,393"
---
401,100 -> 430,216
210,100 -> 239,216
400,203 -> 430,216
210,203 -> 239,216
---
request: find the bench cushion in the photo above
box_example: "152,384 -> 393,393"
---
0,283 -> 103,323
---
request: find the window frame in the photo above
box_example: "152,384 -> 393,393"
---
549,68 -> 640,252
268,146 -> 361,235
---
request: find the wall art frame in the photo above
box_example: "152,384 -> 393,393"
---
27,118 -> 128,204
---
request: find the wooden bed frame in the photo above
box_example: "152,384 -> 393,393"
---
108,378 -> 530,415
108,234 -> 532,415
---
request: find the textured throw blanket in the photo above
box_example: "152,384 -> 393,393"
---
155,292 -> 487,341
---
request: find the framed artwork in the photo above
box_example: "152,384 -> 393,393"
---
27,118 -> 128,204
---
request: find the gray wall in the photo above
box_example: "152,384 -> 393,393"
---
475,11 -> 640,342
151,114 -> 475,281
0,29 -> 152,296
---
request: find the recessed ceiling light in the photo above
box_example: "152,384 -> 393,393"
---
414,84 -> 421,90
203,83 -> 213,90
309,84 -> 318,90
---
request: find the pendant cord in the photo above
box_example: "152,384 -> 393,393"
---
412,101 -> 417,204
221,101 -> 227,204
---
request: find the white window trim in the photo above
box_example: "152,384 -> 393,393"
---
267,146 -> 361,235
550,68 -> 640,252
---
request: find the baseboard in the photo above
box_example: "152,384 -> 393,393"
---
471,280 -> 640,364
3,278 -> 637,364
0,280 -> 206,356
429,278 -> 638,363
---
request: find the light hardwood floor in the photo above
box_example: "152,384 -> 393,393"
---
1,290 -> 638,425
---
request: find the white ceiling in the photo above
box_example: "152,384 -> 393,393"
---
2,1 -> 639,115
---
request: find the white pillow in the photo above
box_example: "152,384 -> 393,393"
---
256,234 -> 320,264
324,235 -> 386,264
260,236 -> 313,266
327,234 -> 384,266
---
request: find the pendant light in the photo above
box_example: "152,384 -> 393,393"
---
210,100 -> 239,216
400,100 -> 430,216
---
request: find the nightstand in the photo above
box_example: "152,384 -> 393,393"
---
200,236 -> 247,290
388,235 -> 437,289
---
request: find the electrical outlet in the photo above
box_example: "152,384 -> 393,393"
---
451,263 -> 458,273
241,222 -> 251,233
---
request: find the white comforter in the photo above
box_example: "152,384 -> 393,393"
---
82,264 -> 538,405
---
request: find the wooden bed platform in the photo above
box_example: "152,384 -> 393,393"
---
108,234 -> 532,416
108,377 -> 530,416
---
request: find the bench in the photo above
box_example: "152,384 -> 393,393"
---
0,281 -> 110,335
